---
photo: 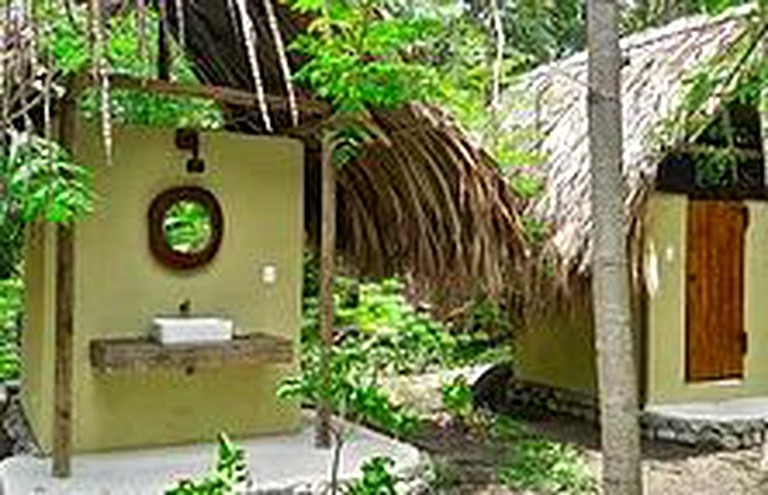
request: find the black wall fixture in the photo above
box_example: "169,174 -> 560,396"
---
175,128 -> 206,174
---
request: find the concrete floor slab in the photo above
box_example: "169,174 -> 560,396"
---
646,397 -> 768,422
0,415 -> 423,495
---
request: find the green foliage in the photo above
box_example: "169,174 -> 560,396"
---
1,134 -> 93,225
42,5 -> 221,129
441,376 -> 474,423
660,9 -> 767,186
671,6 -> 767,133
500,0 -> 585,67
164,200 -> 213,253
288,0 -> 441,112
165,434 -> 249,495
488,414 -> 529,443
0,214 -> 23,280
0,278 -> 23,381
346,456 -> 399,495
498,440 -> 596,495
277,324 -> 420,436
623,0 -> 753,32
284,256 -> 518,437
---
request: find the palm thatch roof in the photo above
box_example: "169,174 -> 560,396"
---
172,0 -> 525,295
502,5 -> 758,279
2,1 -> 526,296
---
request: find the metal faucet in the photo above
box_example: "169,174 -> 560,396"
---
179,299 -> 191,316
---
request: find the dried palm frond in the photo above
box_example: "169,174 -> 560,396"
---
171,0 -> 527,297
262,0 -> 297,126
231,0 -> 272,132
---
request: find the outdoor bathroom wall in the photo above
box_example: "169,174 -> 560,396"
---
645,193 -> 768,405
516,192 -> 768,407
22,121 -> 304,452
516,307 -> 597,395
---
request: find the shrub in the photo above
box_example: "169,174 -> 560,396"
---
0,277 -> 22,381
346,456 -> 399,495
498,439 -> 596,494
165,434 -> 249,495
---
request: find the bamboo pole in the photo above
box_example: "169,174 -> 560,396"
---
52,80 -> 78,478
316,131 -> 335,448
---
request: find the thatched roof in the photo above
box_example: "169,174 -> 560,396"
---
170,0 -> 526,294
502,5 -> 757,277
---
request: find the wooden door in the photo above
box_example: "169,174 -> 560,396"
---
686,200 -> 747,382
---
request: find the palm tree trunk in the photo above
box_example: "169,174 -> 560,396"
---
587,1 -> 642,494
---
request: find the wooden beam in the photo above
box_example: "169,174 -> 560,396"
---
316,131 -> 335,448
90,334 -> 293,374
52,81 -> 78,478
80,73 -> 330,116
53,225 -> 74,477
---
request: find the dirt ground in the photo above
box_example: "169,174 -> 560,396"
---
410,414 -> 768,494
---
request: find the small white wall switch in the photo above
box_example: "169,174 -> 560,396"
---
262,264 -> 277,284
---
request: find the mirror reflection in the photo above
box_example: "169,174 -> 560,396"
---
163,200 -> 214,254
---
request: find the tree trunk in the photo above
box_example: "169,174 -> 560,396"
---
316,130 -> 335,448
587,1 -> 643,494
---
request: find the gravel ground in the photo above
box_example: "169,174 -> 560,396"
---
386,369 -> 768,495
411,413 -> 768,494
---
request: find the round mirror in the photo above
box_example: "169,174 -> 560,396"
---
148,186 -> 223,270
163,200 -> 213,254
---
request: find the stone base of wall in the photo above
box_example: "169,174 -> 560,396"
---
503,379 -> 598,422
504,380 -> 767,450
642,412 -> 765,450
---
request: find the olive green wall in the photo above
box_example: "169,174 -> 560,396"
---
645,194 -> 768,404
517,193 -> 768,406
22,122 -> 304,452
516,307 -> 597,394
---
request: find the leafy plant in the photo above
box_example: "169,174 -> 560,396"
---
441,376 -> 474,424
165,434 -> 250,495
1,133 -> 93,225
488,414 -> 528,443
0,278 -> 23,381
277,327 -> 419,437
498,439 -> 596,495
41,5 -> 222,129
288,0 -> 442,113
346,456 -> 399,495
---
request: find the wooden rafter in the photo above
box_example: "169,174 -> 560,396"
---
73,72 -> 330,117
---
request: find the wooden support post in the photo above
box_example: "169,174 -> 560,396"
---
158,0 -> 171,81
52,82 -> 78,478
316,131 -> 335,448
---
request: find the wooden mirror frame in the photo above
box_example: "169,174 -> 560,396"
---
148,186 -> 224,270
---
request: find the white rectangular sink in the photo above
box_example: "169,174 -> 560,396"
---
152,317 -> 234,345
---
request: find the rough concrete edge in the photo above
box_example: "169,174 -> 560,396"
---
507,380 -> 767,450
250,452 -> 434,495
